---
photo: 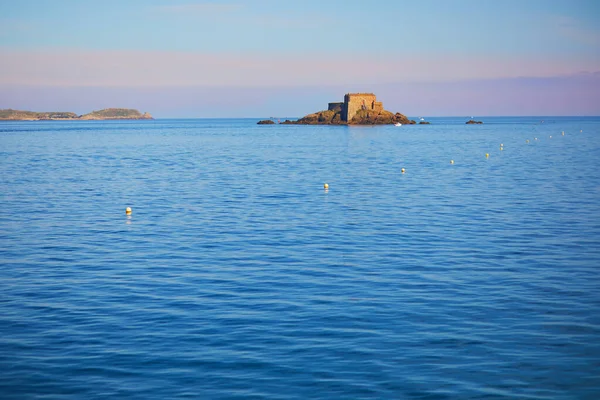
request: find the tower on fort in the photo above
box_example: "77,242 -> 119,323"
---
328,93 -> 384,122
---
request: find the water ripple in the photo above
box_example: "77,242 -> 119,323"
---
1,117 -> 599,399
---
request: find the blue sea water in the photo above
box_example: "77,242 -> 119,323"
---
1,116 -> 600,399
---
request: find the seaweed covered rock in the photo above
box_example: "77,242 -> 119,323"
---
257,119 -> 275,125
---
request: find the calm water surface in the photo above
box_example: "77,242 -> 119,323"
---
1,117 -> 600,399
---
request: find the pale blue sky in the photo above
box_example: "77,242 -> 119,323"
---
2,0 -> 599,55
1,0 -> 599,116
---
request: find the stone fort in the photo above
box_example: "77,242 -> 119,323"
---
328,93 -> 384,122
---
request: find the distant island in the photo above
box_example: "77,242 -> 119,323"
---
259,93 -> 416,125
0,108 -> 153,121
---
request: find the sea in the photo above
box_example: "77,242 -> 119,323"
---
1,116 -> 599,399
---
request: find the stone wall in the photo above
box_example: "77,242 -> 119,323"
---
328,102 -> 344,112
342,93 -> 379,121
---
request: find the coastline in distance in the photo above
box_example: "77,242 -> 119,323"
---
0,108 -> 153,121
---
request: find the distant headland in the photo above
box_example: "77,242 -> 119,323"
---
259,93 -> 416,125
0,108 -> 153,121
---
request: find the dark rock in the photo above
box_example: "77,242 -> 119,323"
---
466,120 -> 483,124
257,119 -> 275,125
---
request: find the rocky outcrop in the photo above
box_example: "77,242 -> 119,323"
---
0,109 -> 78,120
280,93 -> 416,125
281,110 -> 339,125
466,120 -> 483,124
419,121 -> 431,125
349,109 -> 414,125
0,108 -> 153,121
257,119 -> 275,125
79,108 -> 153,120
281,108 -> 415,125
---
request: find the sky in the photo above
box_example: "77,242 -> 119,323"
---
1,0 -> 599,117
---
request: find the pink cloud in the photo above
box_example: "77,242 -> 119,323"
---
2,72 -> 598,117
1,49 -> 598,88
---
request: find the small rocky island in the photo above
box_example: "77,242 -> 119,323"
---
466,119 -> 483,124
0,108 -> 153,121
260,93 -> 416,125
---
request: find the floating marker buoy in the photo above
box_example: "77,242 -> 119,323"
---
125,207 -> 132,215
500,147 -> 504,151
485,153 -> 489,158
500,143 -> 503,147
401,168 -> 406,173
526,140 -> 529,143
450,160 -> 454,164
535,138 -> 538,140
562,131 -> 565,136
323,183 -> 329,190
549,136 -> 552,138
